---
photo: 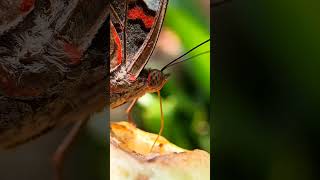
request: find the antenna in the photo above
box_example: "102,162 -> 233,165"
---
163,51 -> 210,70
161,39 -> 210,71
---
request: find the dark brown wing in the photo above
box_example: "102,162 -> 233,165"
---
110,0 -> 168,80
0,0 -> 109,147
0,0 -> 109,97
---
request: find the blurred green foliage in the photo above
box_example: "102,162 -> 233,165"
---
135,0 -> 211,152
214,1 -> 320,180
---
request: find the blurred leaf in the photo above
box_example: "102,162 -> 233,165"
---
165,5 -> 210,98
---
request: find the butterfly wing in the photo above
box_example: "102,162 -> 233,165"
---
110,21 -> 123,71
110,0 -> 168,80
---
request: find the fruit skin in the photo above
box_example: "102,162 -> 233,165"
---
110,121 -> 210,180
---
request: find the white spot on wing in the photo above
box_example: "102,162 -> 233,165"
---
143,0 -> 160,11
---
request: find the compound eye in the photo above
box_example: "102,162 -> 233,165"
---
148,70 -> 163,88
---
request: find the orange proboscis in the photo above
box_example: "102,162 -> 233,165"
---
150,90 -> 165,152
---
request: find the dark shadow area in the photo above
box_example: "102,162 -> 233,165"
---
213,1 -> 320,180
0,1 -> 109,179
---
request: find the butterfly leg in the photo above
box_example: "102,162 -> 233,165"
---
52,118 -> 88,180
126,98 -> 138,125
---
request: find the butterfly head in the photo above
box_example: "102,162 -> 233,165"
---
147,69 -> 169,91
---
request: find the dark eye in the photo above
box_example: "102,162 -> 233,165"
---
148,70 -> 163,88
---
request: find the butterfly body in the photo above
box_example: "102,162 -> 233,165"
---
110,68 -> 168,108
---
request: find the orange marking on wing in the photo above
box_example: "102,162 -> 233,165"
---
63,43 -> 82,65
20,0 -> 35,13
0,76 -> 40,96
111,25 -> 122,65
128,7 -> 155,29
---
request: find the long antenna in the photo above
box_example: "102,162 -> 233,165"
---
161,39 -> 210,71
163,51 -> 210,70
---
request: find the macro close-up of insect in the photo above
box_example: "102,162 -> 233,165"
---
109,0 -> 211,153
109,0 -> 211,179
0,0 -> 108,179
3,0 -> 318,180
0,0 -> 211,179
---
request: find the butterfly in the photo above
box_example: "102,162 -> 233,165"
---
109,0 -> 212,152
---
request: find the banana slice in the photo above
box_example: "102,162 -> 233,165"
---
110,121 -> 210,180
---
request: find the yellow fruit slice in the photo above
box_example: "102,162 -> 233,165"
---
110,121 -> 210,180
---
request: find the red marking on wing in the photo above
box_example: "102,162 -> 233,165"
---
128,7 -> 155,29
0,76 -> 10,92
147,73 -> 151,83
63,43 -> 82,65
0,77 -> 40,96
111,26 -> 122,65
129,74 -> 137,81
20,0 -> 35,13
0,65 -> 41,96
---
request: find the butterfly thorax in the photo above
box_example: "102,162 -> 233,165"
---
110,68 -> 168,108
